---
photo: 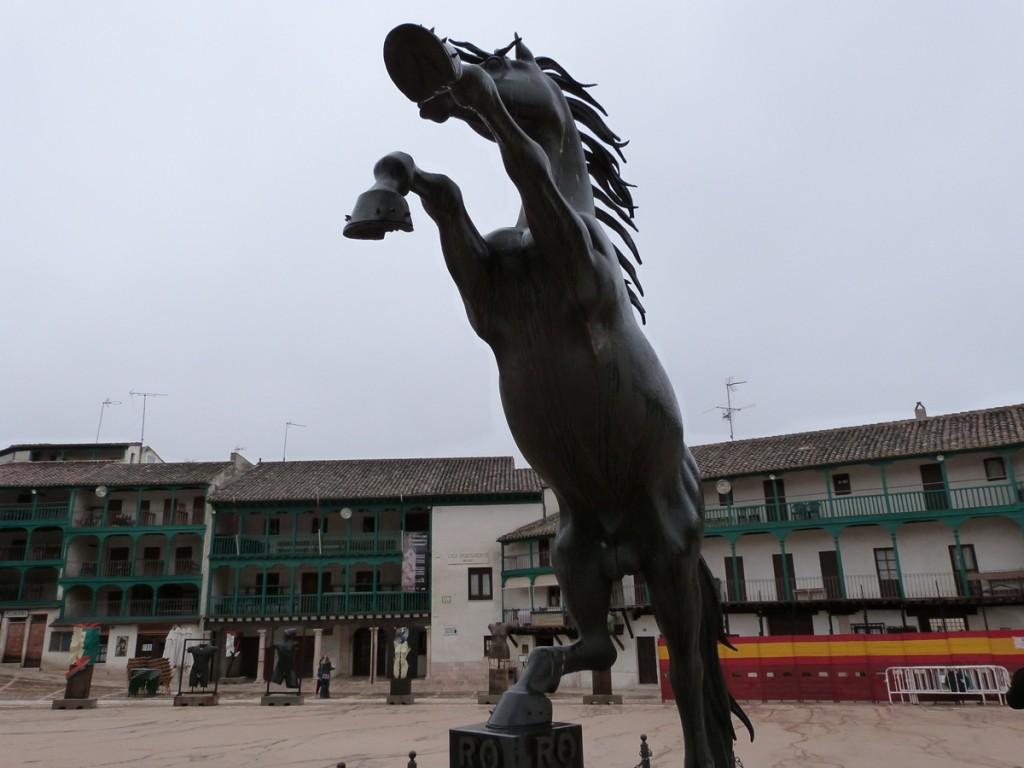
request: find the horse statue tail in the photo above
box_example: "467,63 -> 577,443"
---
698,556 -> 754,765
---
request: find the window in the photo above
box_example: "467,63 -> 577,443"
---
538,539 -> 550,567
832,473 -> 852,495
48,631 -> 73,652
850,623 -> 885,635
929,617 -> 967,632
267,518 -> 280,535
96,635 -> 109,663
107,499 -> 123,512
468,567 -> 493,600
984,457 -> 1007,481
311,516 -> 329,534
718,490 -> 733,506
547,586 -> 562,608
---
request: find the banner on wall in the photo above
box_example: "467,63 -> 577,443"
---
402,532 -> 429,592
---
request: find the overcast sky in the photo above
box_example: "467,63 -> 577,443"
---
2,2 -> 1022,465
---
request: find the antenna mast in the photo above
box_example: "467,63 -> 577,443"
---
130,390 -> 168,445
95,398 -> 121,442
716,377 -> 752,441
283,421 -> 306,461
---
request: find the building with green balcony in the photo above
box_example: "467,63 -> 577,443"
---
496,403 -> 1024,692
0,450 -> 250,671
205,456 -> 544,685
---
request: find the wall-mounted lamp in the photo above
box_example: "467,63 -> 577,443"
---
768,474 -> 776,481
936,455 -> 945,463
339,507 -> 353,520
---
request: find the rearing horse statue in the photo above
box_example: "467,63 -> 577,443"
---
345,24 -> 752,768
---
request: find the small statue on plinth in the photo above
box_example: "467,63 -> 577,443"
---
53,624 -> 100,709
187,643 -> 217,689
387,626 -> 417,703
271,628 -> 300,689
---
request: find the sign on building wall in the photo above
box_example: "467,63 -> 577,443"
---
447,552 -> 491,565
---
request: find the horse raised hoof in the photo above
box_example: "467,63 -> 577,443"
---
344,186 -> 413,240
384,24 -> 462,103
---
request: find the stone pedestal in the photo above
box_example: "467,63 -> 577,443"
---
477,693 -> 503,705
450,722 -> 583,768
51,698 -> 97,710
581,694 -> 622,705
174,692 -> 219,706
261,693 -> 304,706
387,694 -> 415,705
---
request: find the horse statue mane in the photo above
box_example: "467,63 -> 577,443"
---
448,36 -> 647,323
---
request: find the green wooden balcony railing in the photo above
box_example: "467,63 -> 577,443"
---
705,481 -> 1023,528
0,503 -> 71,525
208,589 -> 430,617
62,596 -> 199,620
210,531 -> 404,559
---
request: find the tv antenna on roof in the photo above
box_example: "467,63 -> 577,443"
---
95,398 -> 121,442
283,421 -> 306,461
129,390 -> 168,445
711,377 -> 753,441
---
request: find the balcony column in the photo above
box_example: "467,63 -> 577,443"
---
290,565 -> 298,613
832,531 -> 847,598
67,489 -> 78,527
260,566 -> 269,615
951,526 -> 970,596
135,488 -> 144,522
291,508 -> 298,552
169,489 -> 177,525
778,538 -> 791,600
263,511 -> 271,554
886,525 -> 906,598
823,470 -> 836,518
728,540 -> 741,601
312,627 -> 323,668
878,463 -> 893,515
232,566 -> 240,615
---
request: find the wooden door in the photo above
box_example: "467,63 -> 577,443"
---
920,464 -> 949,511
724,556 -> 747,601
636,636 -> 658,685
949,544 -> 979,597
3,620 -> 25,663
819,551 -> 841,598
764,478 -> 787,521
773,553 -> 796,600
23,615 -> 46,668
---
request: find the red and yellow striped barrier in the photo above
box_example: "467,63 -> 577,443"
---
658,631 -> 1024,702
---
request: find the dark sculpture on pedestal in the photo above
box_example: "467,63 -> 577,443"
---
346,24 -> 752,767
271,628 -> 300,689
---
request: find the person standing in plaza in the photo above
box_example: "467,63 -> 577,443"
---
317,653 -> 335,699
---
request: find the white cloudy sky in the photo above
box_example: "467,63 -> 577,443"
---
2,2 -> 1022,465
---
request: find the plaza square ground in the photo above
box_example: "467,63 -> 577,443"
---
1,668 -> 1022,768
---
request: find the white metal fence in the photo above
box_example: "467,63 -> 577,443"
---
885,665 -> 1011,705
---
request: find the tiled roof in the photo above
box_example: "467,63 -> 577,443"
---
1,442 -> 138,453
209,457 -> 543,503
498,513 -> 559,543
0,462 -> 235,489
692,403 -> 1024,479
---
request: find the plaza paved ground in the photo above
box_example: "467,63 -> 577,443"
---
2,667 -> 1022,768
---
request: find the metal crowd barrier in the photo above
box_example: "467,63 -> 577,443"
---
885,665 -> 1011,705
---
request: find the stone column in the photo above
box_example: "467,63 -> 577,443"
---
257,629 -> 267,682
312,627 -> 323,667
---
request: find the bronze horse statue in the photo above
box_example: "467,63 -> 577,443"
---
345,24 -> 752,767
